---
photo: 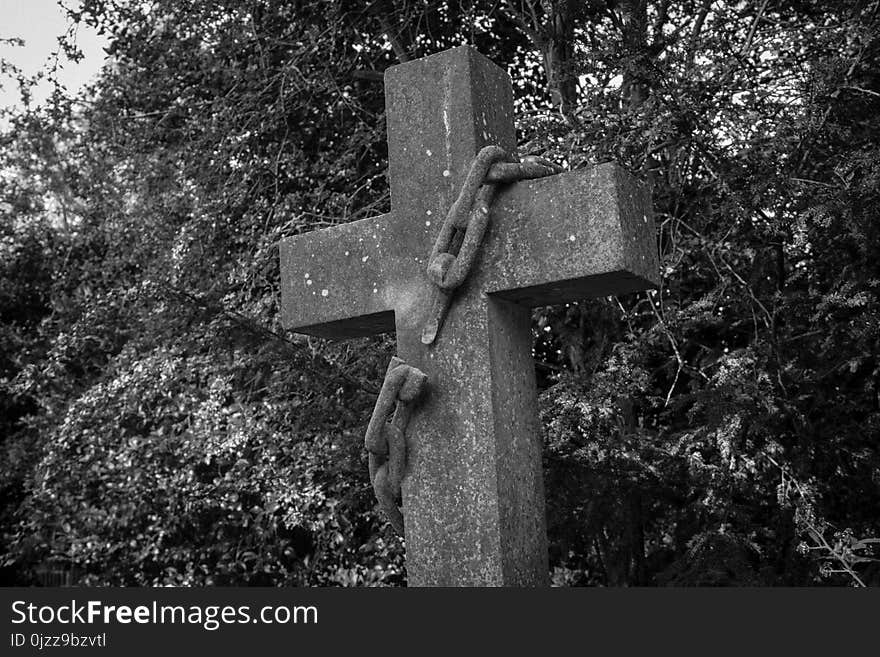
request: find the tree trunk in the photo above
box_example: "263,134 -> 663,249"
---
373,0 -> 412,63
620,0 -> 651,586
540,0 -> 578,116
499,0 -> 579,117
620,0 -> 649,109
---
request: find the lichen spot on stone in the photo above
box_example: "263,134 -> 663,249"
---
321,289 -> 329,297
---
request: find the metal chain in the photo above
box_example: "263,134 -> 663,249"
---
364,356 -> 428,534
363,147 -> 559,533
421,145 -> 562,344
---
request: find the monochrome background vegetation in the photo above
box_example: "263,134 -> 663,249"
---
1,0 -> 878,586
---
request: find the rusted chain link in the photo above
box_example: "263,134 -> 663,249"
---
364,356 -> 428,534
421,145 -> 562,344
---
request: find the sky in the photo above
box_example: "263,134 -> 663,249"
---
0,0 -> 108,111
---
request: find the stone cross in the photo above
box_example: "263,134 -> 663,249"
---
279,46 -> 658,586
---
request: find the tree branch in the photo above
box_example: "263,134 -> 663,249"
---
498,0 -> 545,47
652,0 -> 672,45
840,85 -> 880,98
740,0 -> 770,59
686,0 -> 713,70
352,70 -> 384,83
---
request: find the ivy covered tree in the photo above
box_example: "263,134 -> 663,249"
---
1,0 -> 877,586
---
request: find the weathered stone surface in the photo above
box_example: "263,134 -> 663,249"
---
278,45 -> 659,586
278,164 -> 656,337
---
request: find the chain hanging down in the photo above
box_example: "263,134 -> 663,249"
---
364,356 -> 428,534
421,145 -> 562,344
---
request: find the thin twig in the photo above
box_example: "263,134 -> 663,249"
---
740,0 -> 770,59
840,85 -> 880,98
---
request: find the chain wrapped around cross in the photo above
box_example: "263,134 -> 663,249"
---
364,145 -> 561,534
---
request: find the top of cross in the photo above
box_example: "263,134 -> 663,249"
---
280,46 -> 657,341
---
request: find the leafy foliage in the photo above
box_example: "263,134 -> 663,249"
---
1,0 -> 878,586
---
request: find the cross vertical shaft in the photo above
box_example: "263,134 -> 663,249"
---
385,49 -> 549,585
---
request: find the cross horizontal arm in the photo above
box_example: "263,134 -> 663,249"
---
279,213 -> 412,339
280,162 -> 658,339
477,162 -> 659,305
